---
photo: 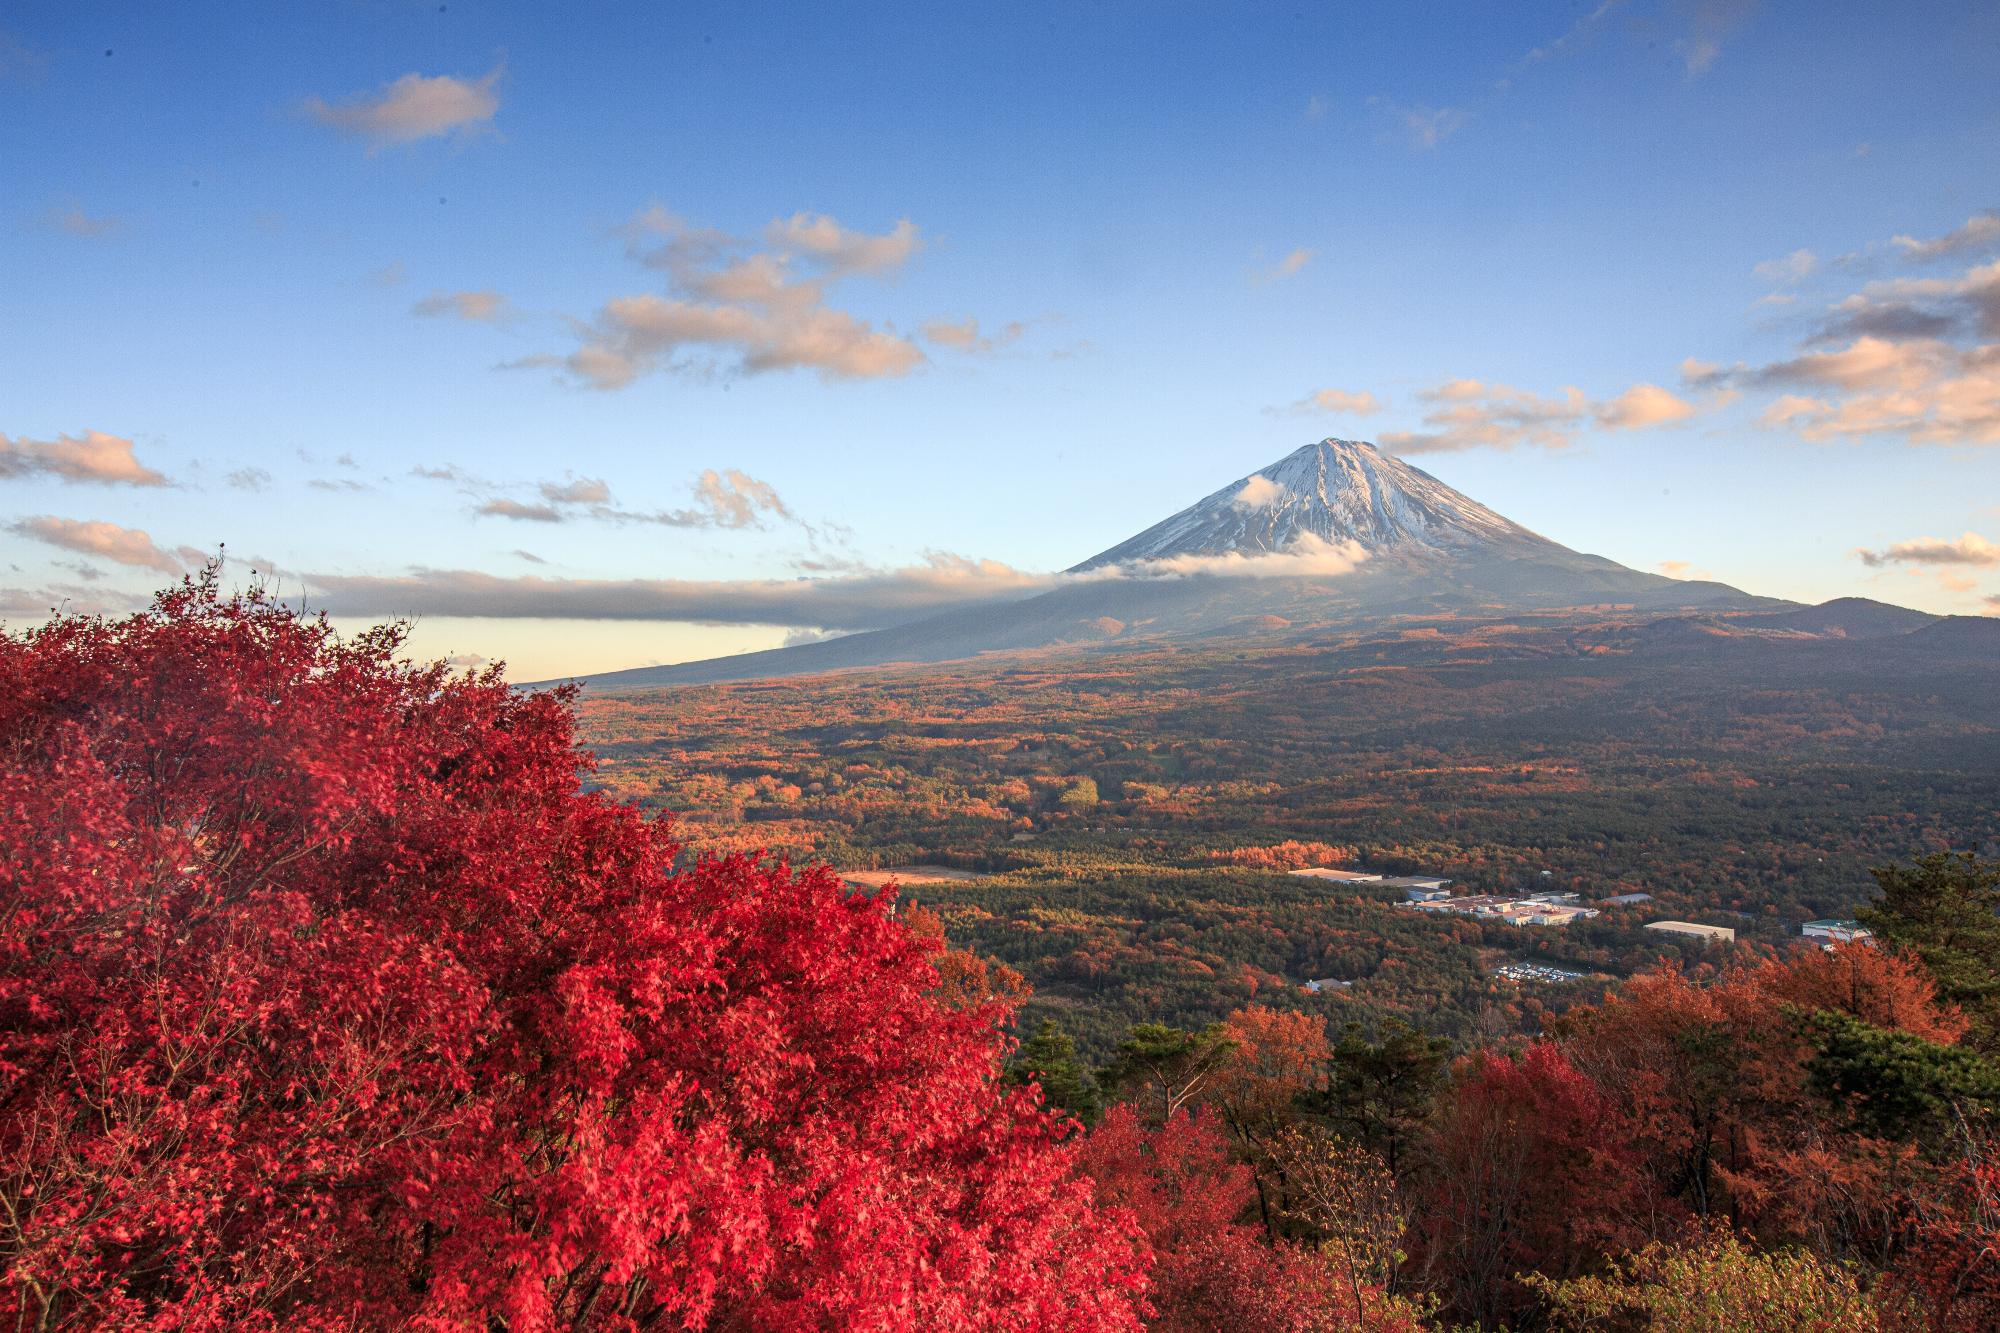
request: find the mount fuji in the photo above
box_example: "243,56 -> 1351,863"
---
1074,437 -> 1552,569
570,439 -> 1776,688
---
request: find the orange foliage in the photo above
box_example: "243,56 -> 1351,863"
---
1755,943 -> 1969,1045
1209,841 -> 1354,870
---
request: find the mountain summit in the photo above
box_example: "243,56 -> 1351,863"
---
563,439 -> 1779,688
1074,439 -> 1549,570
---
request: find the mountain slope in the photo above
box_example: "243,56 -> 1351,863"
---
559,439 -> 1780,689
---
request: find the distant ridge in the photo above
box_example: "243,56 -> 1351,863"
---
551,439 -> 1800,689
1901,615 -> 2000,652
1737,597 -> 1940,639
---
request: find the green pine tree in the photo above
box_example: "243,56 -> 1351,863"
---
1007,1018 -> 1103,1125
1859,852 -> 2000,1053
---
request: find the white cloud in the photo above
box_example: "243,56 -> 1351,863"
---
0,430 -> 169,486
305,66 -> 502,149
1091,532 -> 1369,581
1233,476 -> 1286,510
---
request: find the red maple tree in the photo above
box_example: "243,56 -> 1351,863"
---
0,577 -> 1146,1330
1079,1106 -> 1424,1332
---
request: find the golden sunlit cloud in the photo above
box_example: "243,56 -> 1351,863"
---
1855,532 -> 2000,568
557,208 -> 930,388
8,516 -> 201,573
0,429 -> 168,486
1378,379 -> 1697,454
1278,388 -> 1384,417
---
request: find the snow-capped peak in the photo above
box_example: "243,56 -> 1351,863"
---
1069,439 -> 1556,572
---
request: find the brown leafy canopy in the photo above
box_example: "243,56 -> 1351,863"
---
0,575 -> 1147,1331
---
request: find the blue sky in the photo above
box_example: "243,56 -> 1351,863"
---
4,1 -> 1998,678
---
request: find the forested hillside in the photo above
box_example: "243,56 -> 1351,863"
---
576,620 -> 2000,1054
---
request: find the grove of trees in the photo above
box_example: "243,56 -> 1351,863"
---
4,581 -> 1996,1329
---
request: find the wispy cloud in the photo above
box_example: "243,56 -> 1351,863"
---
1680,0 -> 1760,75
1521,0 -> 1627,66
43,203 -> 123,238
305,66 -> 502,149
539,476 -> 611,505
305,532 -> 1372,632
1753,248 -> 1816,285
922,316 -> 1028,354
412,289 -> 513,322
477,498 -> 564,522
0,430 -> 169,486
1250,248 -> 1316,284
464,467 -> 795,530
1367,97 -> 1467,150
0,28 -> 47,86
1892,209 -> 2000,263
305,552 -> 1055,631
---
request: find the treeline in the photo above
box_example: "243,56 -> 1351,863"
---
988,851 -> 2000,1329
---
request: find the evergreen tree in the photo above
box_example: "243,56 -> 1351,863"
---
1009,1018 -> 1104,1125
1098,1023 -> 1236,1123
1860,852 -> 2000,1052
1311,1020 -> 1452,1175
